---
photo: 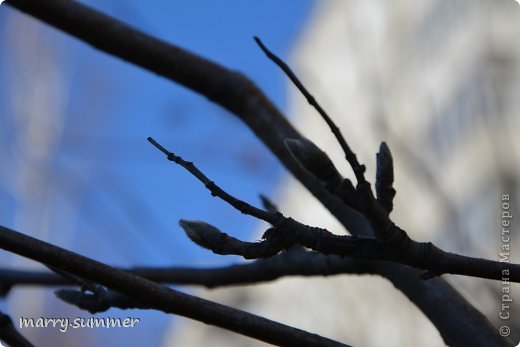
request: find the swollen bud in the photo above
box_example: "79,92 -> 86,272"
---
376,142 -> 393,180
375,141 -> 396,213
179,220 -> 226,251
284,138 -> 342,189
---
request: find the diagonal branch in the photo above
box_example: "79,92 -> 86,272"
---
5,0 -> 370,238
254,37 -> 367,184
0,224 -> 349,347
0,310 -> 34,347
147,137 -> 278,224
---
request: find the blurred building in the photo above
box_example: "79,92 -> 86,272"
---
168,0 -> 520,345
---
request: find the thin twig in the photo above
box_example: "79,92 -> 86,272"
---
254,37 -> 366,184
0,250 -> 377,290
254,38 -> 402,245
253,39 -> 404,246
148,137 -> 279,224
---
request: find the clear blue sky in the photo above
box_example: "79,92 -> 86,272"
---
0,0 -> 315,345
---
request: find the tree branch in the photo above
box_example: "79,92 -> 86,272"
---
0,250 -> 377,291
4,0 -> 370,237
55,287 -> 148,314
3,1 -> 511,346
0,225 -> 349,347
150,138 -> 519,282
0,310 -> 34,347
147,137 -> 277,224
179,220 -> 520,282
255,37 -> 367,184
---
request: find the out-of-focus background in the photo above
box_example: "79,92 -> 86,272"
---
0,0 -> 312,345
1,1 -> 519,346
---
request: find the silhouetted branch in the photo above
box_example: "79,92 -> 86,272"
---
0,310 -> 34,347
254,39 -> 404,249
3,1 -> 511,346
0,253 -> 510,346
0,225 -> 349,347
149,138 -> 519,282
56,287 -> 147,314
255,37 -> 367,184
285,138 -> 406,247
179,220 -> 520,282
147,137 -> 278,224
0,250 -> 378,290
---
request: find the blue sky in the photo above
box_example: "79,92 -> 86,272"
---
0,0 -> 315,345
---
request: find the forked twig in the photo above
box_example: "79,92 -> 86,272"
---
148,138 -> 520,282
254,37 -> 366,184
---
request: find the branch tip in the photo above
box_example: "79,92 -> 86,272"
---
147,137 -> 170,157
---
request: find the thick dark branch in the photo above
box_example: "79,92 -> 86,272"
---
45,265 -> 97,291
6,0 -> 369,253
0,225 -> 348,347
0,310 -> 34,347
255,37 -> 367,184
